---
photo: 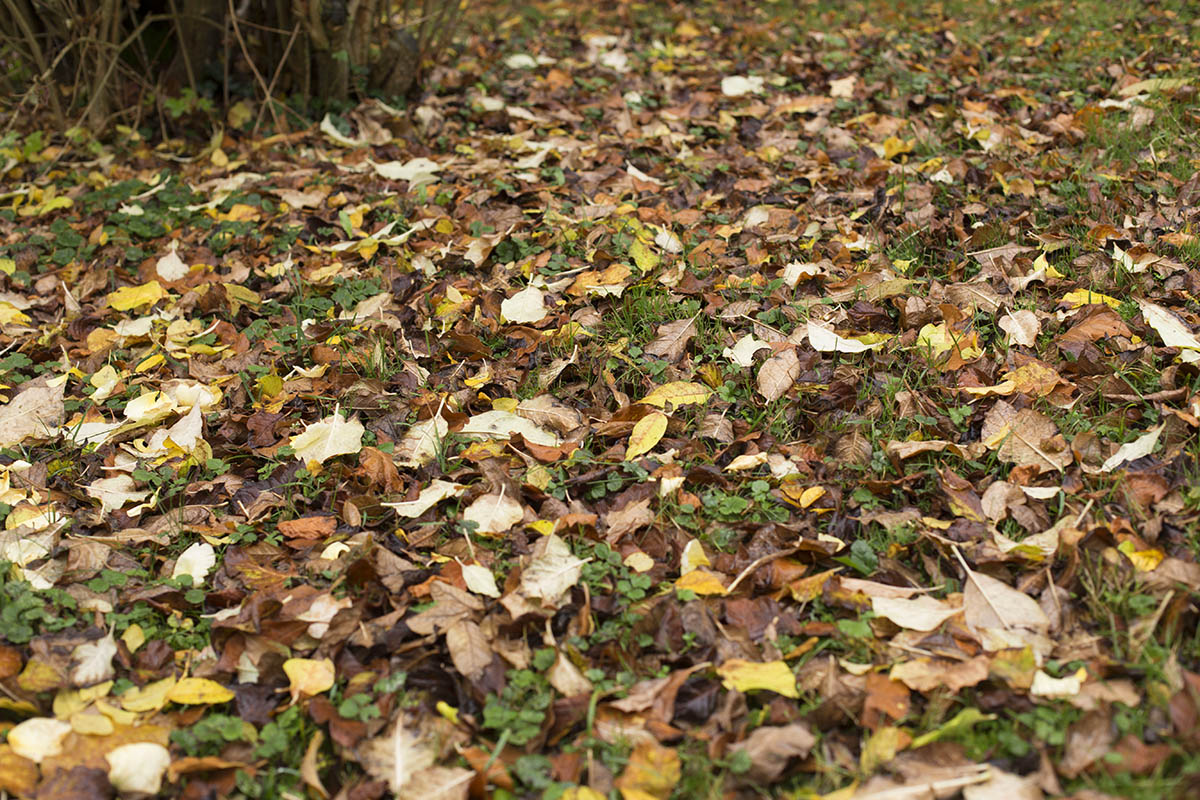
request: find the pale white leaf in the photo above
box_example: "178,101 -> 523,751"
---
654,227 -> 683,253
459,561 -> 500,598
806,321 -> 883,353
85,475 -> 150,515
1137,299 -> 1200,363
999,309 -> 1040,347
463,492 -> 524,535
461,410 -> 560,447
1100,424 -> 1164,472
155,243 -> 188,281
290,409 -> 365,465
395,416 -> 448,468
520,534 -> 587,607
0,376 -> 64,447
72,635 -> 117,686
724,334 -> 771,367
370,157 -> 442,190
504,53 -> 538,69
872,595 -> 962,632
721,75 -> 765,96
7,717 -> 71,763
500,286 -> 547,324
107,742 -> 171,795
383,480 -> 466,518
319,113 -> 365,147
172,541 -> 217,585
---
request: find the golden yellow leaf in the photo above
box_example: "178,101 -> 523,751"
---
1061,288 -> 1121,310
717,659 -> 799,698
629,239 -> 660,272
615,742 -> 681,800
626,411 -> 667,460
1118,540 -> 1164,572
167,677 -> 234,705
283,658 -> 336,699
0,302 -> 30,326
107,281 -> 168,311
120,677 -> 177,712
639,381 -> 711,409
674,569 -> 727,596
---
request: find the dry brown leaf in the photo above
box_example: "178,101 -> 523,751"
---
644,316 -> 698,362
445,620 -> 491,681
727,722 -> 815,783
981,402 -> 1071,472
757,347 -> 800,402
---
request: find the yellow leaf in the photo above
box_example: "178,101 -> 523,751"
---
680,539 -> 710,575
283,658 -> 336,699
0,258 -> 14,275
626,411 -> 667,460
798,486 -> 826,508
167,677 -> 234,705
214,203 -> 260,222
639,381 -> 711,410
134,353 -> 164,373
624,551 -> 655,573
674,569 -> 727,596
108,281 -> 168,311
629,239 -> 660,272
860,725 -> 910,774
436,700 -> 460,724
0,302 -> 30,325
121,624 -> 145,654
1062,288 -> 1121,310
121,677 -> 177,712
716,659 -> 799,698
615,742 -> 681,800
882,136 -> 913,159
1117,540 -> 1165,572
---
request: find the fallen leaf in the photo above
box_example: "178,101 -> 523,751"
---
757,348 -> 800,401
462,491 -> 525,535
639,381 -> 711,410
871,595 -> 962,632
6,717 -> 71,763
290,409 -> 365,466
717,659 -> 799,698
501,286 -> 548,324
167,677 -> 235,705
615,741 -> 681,800
644,317 -> 697,362
106,742 -> 171,795
284,658 -> 337,700
0,376 -> 65,447
626,411 -> 667,460
1099,424 -> 1163,472
172,541 -> 217,584
520,533 -> 587,607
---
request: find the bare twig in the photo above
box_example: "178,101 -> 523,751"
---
227,0 -> 283,134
